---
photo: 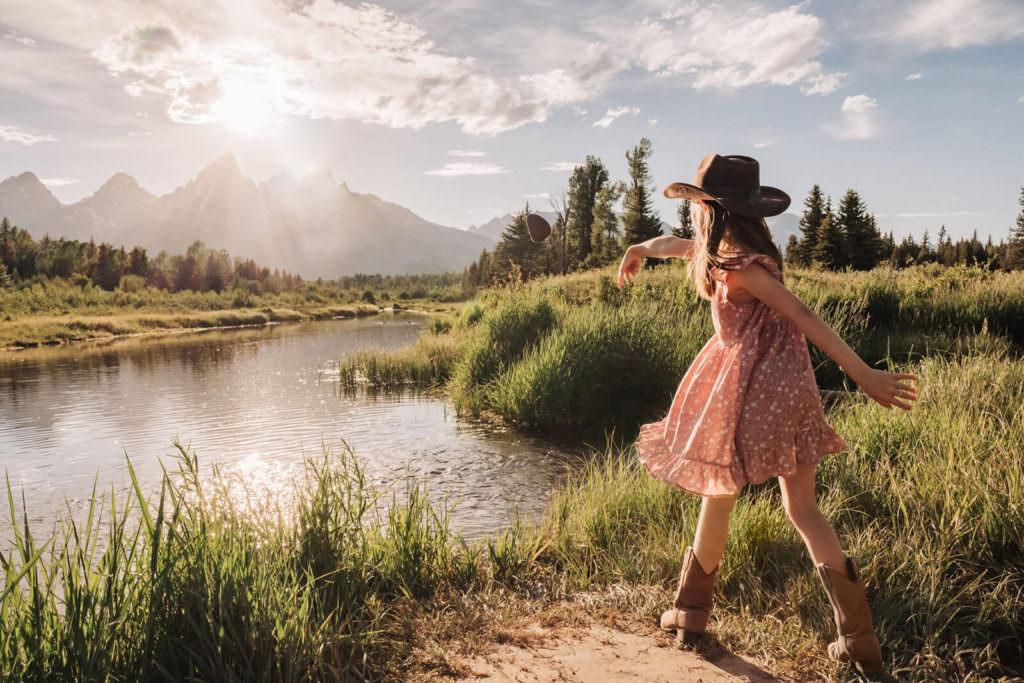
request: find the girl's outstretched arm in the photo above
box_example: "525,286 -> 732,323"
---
617,236 -> 694,287
729,264 -> 917,410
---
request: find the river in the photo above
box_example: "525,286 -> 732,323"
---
0,313 -> 579,541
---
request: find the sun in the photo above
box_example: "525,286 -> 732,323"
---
213,83 -> 274,135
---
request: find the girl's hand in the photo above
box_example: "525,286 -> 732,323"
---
856,369 -> 917,410
617,246 -> 643,288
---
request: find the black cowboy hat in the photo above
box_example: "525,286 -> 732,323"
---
663,154 -> 790,217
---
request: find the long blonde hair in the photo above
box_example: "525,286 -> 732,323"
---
687,200 -> 783,300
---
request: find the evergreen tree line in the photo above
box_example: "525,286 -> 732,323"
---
0,217 -> 304,294
462,137 -> 664,289
786,185 -> 1024,271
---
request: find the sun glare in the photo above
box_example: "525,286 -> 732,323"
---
214,83 -> 274,135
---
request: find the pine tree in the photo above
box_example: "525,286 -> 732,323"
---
784,234 -> 800,265
621,137 -> 662,248
0,217 -> 13,270
836,189 -> 880,270
566,156 -> 609,266
814,210 -> 845,270
1006,185 -> 1024,270
918,229 -> 932,264
590,181 -> 623,266
495,207 -> 544,280
793,185 -> 825,267
673,199 -> 694,239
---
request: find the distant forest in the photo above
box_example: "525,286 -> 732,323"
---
0,218 -> 460,298
464,139 -> 1024,290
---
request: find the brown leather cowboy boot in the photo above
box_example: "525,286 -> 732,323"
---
660,547 -> 717,644
817,557 -> 889,678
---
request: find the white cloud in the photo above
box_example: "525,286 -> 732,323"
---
753,141 -> 773,149
3,32 -> 37,46
607,4 -> 843,95
0,123 -> 57,145
540,161 -> 577,172
827,95 -> 880,140
523,192 -> 551,199
648,118 -> 658,125
82,3 -> 608,135
886,0 -> 1024,50
424,161 -> 508,177
906,73 -> 923,80
41,177 -> 80,187
803,71 -> 846,95
1018,95 -> 1024,103
449,150 -> 486,157
593,106 -> 639,128
877,210 -> 985,218
1,1 -> 846,137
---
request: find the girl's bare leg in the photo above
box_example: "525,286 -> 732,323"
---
779,464 -> 847,574
693,494 -> 738,571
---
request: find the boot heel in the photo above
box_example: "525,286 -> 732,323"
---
660,547 -> 717,643
817,557 -> 885,676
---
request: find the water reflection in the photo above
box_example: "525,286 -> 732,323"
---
0,315 -> 577,542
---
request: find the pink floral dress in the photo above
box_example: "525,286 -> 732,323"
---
636,253 -> 846,497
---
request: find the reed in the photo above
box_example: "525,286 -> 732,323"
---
0,443 -> 484,681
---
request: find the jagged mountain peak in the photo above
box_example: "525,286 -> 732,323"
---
1,171 -> 45,189
95,172 -> 144,194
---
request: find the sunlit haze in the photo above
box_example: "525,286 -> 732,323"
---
0,0 -> 1022,238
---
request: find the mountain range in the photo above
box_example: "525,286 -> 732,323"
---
0,157 -> 802,277
0,155 -> 493,278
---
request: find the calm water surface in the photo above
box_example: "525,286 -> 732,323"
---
0,314 -> 578,540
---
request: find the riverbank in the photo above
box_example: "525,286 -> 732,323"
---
0,304 -> 386,350
0,275 -> 465,349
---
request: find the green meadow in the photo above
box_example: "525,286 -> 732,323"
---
3,263 -> 1023,680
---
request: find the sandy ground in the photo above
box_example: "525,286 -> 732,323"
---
443,623 -> 782,682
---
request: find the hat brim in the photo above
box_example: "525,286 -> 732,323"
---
663,182 -> 790,217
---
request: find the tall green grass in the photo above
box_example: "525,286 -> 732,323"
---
342,264 -> 1024,439
0,444 -> 486,681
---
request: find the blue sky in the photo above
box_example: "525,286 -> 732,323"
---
0,0 -> 1022,241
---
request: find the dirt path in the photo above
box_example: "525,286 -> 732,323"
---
445,623 -> 782,682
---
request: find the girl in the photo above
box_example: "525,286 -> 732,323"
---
616,154 -> 915,679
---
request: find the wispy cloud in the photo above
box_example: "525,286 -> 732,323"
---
0,123 -> 57,145
648,118 -> 658,126
540,161 -> 577,172
885,0 -> 1024,50
753,141 -> 774,149
2,32 -> 36,46
84,5 -> 600,135
1,0 -> 850,137
523,192 -> 551,199
906,73 -> 923,80
424,161 -> 508,177
605,4 -> 844,95
449,150 -> 486,157
826,95 -> 880,140
877,210 -> 986,218
593,106 -> 639,128
41,177 -> 80,187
